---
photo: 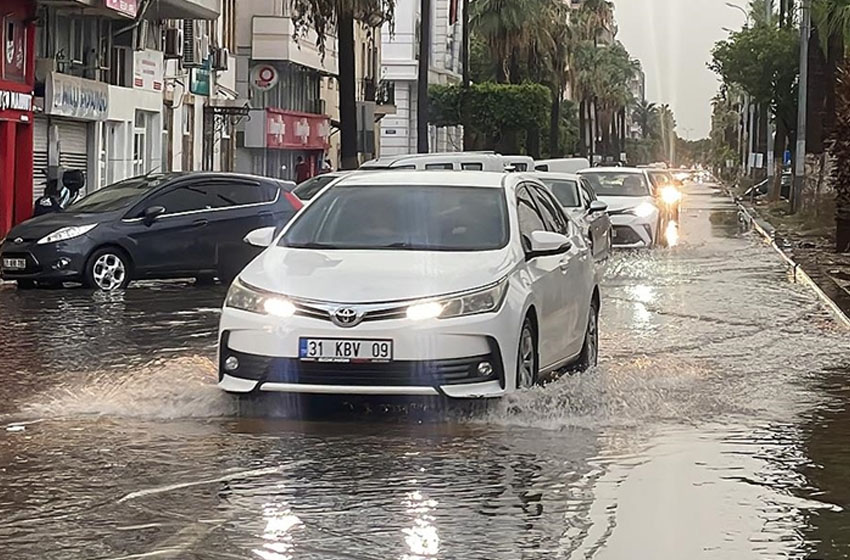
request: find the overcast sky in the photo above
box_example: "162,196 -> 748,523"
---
614,0 -> 748,139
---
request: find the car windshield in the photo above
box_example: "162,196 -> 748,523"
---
67,174 -> 174,213
579,172 -> 650,196
293,175 -> 338,200
539,178 -> 581,207
281,185 -> 508,251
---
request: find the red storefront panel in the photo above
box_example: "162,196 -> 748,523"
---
266,109 -> 331,151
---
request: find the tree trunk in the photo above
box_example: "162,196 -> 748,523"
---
579,98 -> 588,157
527,126 -> 540,159
338,10 -> 359,170
549,86 -> 561,157
417,0 -> 431,153
770,116 -> 787,201
807,25 -> 827,155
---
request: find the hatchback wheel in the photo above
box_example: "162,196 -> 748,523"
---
574,300 -> 599,372
86,248 -> 131,291
516,317 -> 538,389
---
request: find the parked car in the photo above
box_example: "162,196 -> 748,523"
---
534,172 -> 612,273
534,157 -> 591,174
292,171 -> 347,202
0,172 -> 302,290
360,152 -> 508,171
217,171 -> 601,399
578,167 -> 667,248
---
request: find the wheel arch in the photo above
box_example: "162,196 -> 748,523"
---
86,243 -> 135,274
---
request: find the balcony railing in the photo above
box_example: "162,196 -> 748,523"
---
376,80 -> 395,106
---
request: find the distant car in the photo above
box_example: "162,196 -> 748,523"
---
217,171 -> 601,399
578,167 -> 666,248
534,157 -> 591,174
644,168 -> 683,222
0,173 -> 302,290
534,172 -> 612,273
292,172 -> 347,202
360,152 -> 508,171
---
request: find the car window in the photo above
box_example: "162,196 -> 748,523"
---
293,175 -> 337,200
539,178 -> 581,207
68,174 -> 174,213
424,163 -> 454,170
580,179 -> 598,203
529,185 -> 568,235
204,182 -> 276,207
281,185 -> 508,251
516,186 -> 547,249
146,186 -> 214,215
579,172 -> 651,196
510,163 -> 529,171
461,162 -> 484,170
535,164 -> 549,172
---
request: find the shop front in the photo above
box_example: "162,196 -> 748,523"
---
0,0 -> 35,237
240,108 -> 330,182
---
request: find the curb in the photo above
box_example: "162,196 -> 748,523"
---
736,201 -> 850,330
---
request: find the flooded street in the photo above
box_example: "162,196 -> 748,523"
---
1,183 -> 849,559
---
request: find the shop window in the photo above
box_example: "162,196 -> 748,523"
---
134,111 -> 147,176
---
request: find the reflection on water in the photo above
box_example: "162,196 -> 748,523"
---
0,185 -> 849,559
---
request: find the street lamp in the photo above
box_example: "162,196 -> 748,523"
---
725,2 -> 750,24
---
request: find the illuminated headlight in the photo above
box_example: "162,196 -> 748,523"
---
633,202 -> 657,218
660,186 -> 682,204
37,224 -> 97,245
225,279 -> 296,317
406,278 -> 509,321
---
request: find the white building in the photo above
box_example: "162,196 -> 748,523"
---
379,0 -> 464,155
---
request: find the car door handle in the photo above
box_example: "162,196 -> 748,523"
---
192,219 -> 209,227
559,257 -> 570,272
258,211 -> 273,217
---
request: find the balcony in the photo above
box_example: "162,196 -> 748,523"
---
375,80 -> 396,115
38,0 -> 219,19
360,78 -> 377,102
252,17 -> 338,75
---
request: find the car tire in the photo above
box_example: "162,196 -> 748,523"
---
16,279 -> 36,290
574,299 -> 599,372
516,316 -> 538,389
85,248 -> 131,291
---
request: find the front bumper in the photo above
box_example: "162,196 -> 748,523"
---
609,213 -> 657,248
0,239 -> 87,282
217,303 -> 522,399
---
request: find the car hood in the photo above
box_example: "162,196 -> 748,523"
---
240,247 -> 516,303
597,195 -> 654,212
5,212 -> 112,242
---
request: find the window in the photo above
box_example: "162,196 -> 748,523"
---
516,187 -> 546,248
579,171 -> 650,197
204,182 -> 277,207
579,179 -> 597,207
539,178 -> 581,208
529,186 -> 568,234
461,162 -> 484,170
2,17 -> 26,82
293,175 -> 338,201
69,174 -> 175,214
282,185 -> 509,251
425,163 -> 454,170
133,111 -> 147,176
148,186 -> 213,215
69,18 -> 85,64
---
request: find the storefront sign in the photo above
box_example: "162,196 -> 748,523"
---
133,49 -> 163,92
104,0 -> 138,18
250,65 -> 279,91
265,109 -> 330,150
190,59 -> 211,96
1,17 -> 26,82
0,89 -> 32,112
45,72 -> 108,121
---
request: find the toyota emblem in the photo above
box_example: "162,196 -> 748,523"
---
331,307 -> 361,328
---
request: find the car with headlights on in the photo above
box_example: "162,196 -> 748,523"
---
217,171 -> 601,399
578,167 -> 665,248
0,173 -> 301,290
645,168 -> 683,222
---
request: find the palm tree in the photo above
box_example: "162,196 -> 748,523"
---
830,62 -> 850,251
657,103 -> 676,163
633,99 -> 657,139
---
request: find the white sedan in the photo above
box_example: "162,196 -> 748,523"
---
217,171 -> 601,399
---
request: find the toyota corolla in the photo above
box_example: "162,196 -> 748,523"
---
217,171 -> 601,399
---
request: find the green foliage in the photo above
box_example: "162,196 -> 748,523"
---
430,82 -> 551,136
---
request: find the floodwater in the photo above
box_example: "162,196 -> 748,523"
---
1,184 -> 849,559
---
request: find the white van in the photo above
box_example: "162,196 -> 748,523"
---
534,157 -> 591,174
360,152 -> 507,171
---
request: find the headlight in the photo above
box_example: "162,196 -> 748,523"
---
660,186 -> 682,204
633,202 -> 656,218
37,224 -> 98,245
225,279 -> 295,317
406,278 -> 509,321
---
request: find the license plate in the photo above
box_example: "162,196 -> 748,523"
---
2,258 -> 26,270
299,338 -> 393,363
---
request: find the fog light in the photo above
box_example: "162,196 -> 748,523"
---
52,257 -> 71,270
224,356 -> 239,372
477,361 -> 493,376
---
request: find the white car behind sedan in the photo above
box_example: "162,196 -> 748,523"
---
217,171 -> 601,399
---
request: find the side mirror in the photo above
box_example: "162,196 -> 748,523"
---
143,206 -> 165,225
527,230 -> 571,258
244,226 -> 276,248
589,200 -> 608,213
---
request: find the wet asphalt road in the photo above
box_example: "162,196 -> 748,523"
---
1,183 -> 849,559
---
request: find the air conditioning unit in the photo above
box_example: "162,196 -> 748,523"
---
182,20 -> 209,68
211,47 -> 229,72
164,28 -> 183,59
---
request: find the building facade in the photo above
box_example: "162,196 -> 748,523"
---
379,0 -> 463,156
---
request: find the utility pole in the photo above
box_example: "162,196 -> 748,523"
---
417,0 -> 431,153
792,0 -> 810,213
462,0 -> 470,87
766,0 -> 775,186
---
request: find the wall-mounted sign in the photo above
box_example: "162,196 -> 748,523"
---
0,90 -> 32,112
244,108 -> 330,151
45,72 -> 108,121
133,49 -> 163,92
250,65 -> 279,91
104,0 -> 138,18
190,59 -> 211,96
1,17 -> 26,82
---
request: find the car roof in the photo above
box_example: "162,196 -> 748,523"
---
579,167 -> 645,174
334,170 -> 509,188
532,171 -> 581,181
362,152 -> 499,166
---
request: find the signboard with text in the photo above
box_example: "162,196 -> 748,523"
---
133,49 -> 163,92
45,72 -> 108,121
265,109 -> 330,151
104,0 -> 138,18
0,89 -> 32,112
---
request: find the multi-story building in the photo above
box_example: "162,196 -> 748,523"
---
378,0 -> 463,155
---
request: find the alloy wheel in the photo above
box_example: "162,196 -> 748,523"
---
586,307 -> 599,367
92,253 -> 127,291
517,323 -> 536,388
